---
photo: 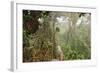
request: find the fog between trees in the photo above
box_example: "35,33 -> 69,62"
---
23,10 -> 91,62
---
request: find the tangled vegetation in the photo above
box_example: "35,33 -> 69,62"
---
23,10 -> 91,62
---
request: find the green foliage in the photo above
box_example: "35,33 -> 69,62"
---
23,10 -> 91,62
60,20 -> 91,60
